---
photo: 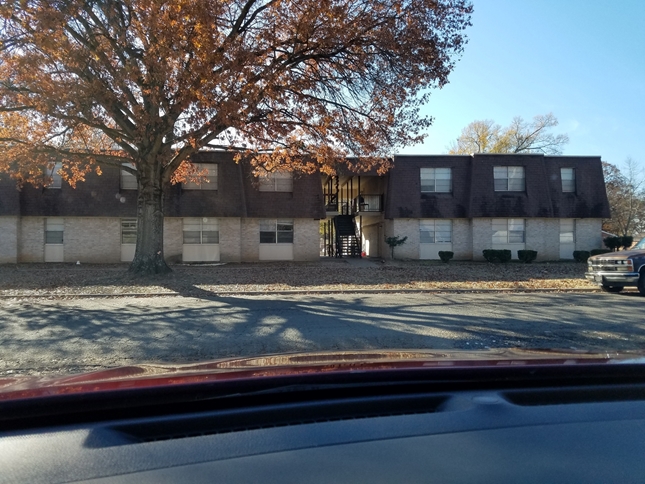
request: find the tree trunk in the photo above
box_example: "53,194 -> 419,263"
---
129,165 -> 171,275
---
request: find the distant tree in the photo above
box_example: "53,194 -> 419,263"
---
0,0 -> 473,275
602,159 -> 645,237
448,113 -> 569,155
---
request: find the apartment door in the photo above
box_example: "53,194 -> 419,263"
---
44,218 -> 64,262
560,219 -> 575,259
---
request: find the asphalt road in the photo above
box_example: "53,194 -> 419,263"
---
1,292 -> 644,377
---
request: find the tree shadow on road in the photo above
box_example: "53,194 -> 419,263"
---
1,290 -> 644,377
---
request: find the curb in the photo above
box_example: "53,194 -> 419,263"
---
0,287 -> 603,299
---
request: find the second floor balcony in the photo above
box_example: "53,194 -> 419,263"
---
325,194 -> 383,214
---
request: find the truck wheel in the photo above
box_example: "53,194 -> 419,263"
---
601,285 -> 623,293
638,274 -> 645,296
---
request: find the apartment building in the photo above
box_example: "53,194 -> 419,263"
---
0,152 -> 610,263
322,153 -> 610,261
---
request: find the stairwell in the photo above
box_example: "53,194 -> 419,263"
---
333,215 -> 361,257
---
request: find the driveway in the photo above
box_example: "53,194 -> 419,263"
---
1,292 -> 643,377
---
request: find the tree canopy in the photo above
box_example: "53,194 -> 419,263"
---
448,113 -> 569,155
0,0 -> 472,274
602,159 -> 645,237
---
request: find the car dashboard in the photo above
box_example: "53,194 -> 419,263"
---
2,363 -> 645,483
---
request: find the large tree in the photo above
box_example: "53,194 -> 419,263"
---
602,159 -> 645,237
0,0 -> 472,274
448,113 -> 569,155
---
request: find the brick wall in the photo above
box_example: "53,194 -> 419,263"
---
471,218 -> 492,261
18,217 -> 45,262
64,217 -> 121,263
241,218 -> 260,261
452,219 -> 472,260
164,218 -> 183,263
576,218 -> 602,251
382,219 -> 394,258
389,219 -> 419,260
0,216 -> 19,263
293,219 -> 320,261
219,217 -> 242,262
526,218 -> 560,260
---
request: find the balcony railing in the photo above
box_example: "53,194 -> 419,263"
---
325,194 -> 383,214
352,194 -> 382,213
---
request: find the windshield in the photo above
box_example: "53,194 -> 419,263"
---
0,1 -> 644,384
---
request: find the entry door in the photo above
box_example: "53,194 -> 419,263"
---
44,218 -> 64,262
560,219 -> 575,259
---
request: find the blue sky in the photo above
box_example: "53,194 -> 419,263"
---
400,0 -> 645,167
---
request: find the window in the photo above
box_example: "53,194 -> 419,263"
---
492,219 -> 525,244
561,168 -> 575,192
183,164 -> 218,190
183,218 -> 219,244
45,219 -> 64,244
121,219 -> 137,244
260,219 -> 294,243
48,162 -> 62,189
419,220 -> 452,243
120,164 -> 137,190
258,172 -> 293,192
494,166 -> 525,191
560,219 -> 575,244
420,168 -> 452,193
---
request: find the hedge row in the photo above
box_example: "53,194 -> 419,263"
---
603,236 -> 634,251
482,249 -> 512,263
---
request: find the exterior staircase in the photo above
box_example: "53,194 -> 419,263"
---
333,215 -> 361,257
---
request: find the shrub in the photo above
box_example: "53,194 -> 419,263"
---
482,249 -> 512,263
620,236 -> 634,249
438,251 -> 454,263
384,235 -> 408,259
518,250 -> 537,263
603,236 -> 621,251
590,249 -> 611,256
573,250 -> 590,263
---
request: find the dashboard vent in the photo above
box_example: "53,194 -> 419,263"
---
111,394 -> 448,444
503,384 -> 645,406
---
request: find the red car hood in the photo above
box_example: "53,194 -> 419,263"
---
1,348 -> 644,401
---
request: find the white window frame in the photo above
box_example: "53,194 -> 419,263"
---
183,218 -> 219,244
561,168 -> 576,193
48,162 -> 62,189
120,163 -> 137,190
260,219 -> 294,244
258,172 -> 293,192
45,218 -> 64,245
420,168 -> 452,193
494,166 -> 525,191
121,219 -> 137,245
419,220 -> 452,243
492,218 -> 525,244
182,163 -> 218,190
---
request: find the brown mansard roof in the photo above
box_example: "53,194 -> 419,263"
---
1,151 -> 325,219
384,153 -> 611,219
1,152 -> 609,220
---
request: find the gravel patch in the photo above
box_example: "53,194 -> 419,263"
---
0,259 -> 597,298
